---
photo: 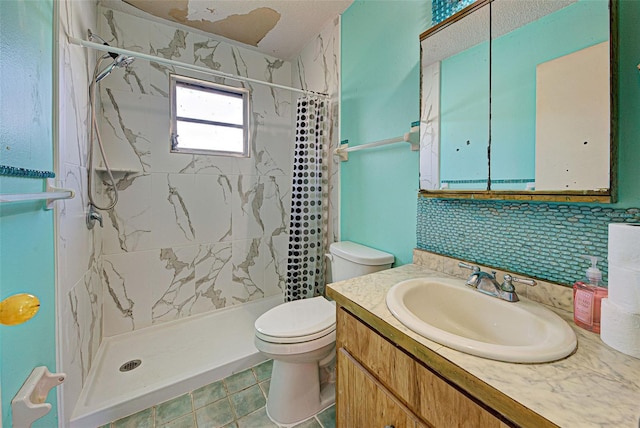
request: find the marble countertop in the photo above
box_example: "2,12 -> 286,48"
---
327,264 -> 640,428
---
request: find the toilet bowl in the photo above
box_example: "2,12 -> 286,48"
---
254,241 -> 394,426
255,296 -> 336,425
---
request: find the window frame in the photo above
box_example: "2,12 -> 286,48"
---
169,74 -> 251,158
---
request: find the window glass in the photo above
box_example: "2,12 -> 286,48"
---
175,121 -> 244,152
170,75 -> 250,157
175,84 -> 244,125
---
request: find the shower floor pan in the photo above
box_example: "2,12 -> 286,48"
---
70,295 -> 281,428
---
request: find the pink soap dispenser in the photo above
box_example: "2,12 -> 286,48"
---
573,255 -> 608,333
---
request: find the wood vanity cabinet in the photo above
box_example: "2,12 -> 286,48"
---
336,306 -> 513,428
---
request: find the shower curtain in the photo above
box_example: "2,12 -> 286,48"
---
285,96 -> 330,301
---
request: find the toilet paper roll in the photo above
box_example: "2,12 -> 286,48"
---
608,263 -> 640,314
608,223 -> 640,268
600,298 -> 640,359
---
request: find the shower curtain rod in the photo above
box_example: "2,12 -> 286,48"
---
69,37 -> 330,99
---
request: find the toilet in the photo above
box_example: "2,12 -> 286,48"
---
254,241 -> 394,425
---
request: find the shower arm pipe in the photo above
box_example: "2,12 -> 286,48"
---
69,37 -> 330,99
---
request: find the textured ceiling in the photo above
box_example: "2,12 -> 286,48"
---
105,0 -> 353,59
422,0 -> 576,66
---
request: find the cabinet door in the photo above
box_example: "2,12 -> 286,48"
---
337,307 -> 514,428
337,348 -> 427,428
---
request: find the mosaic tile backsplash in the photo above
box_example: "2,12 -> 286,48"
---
416,198 -> 640,286
432,0 -> 476,25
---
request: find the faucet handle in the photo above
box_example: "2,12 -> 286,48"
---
502,274 -> 537,291
86,205 -> 103,229
458,262 -> 480,273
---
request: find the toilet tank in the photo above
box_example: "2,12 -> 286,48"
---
328,241 -> 394,283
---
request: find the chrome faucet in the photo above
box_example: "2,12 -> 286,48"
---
458,262 -> 536,302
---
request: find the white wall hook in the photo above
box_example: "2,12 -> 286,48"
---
45,178 -> 75,210
334,143 -> 349,161
406,125 -> 420,151
11,366 -> 65,428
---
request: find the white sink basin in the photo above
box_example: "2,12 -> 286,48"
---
386,277 -> 577,363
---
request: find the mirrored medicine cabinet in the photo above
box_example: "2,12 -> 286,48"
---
419,0 -> 617,202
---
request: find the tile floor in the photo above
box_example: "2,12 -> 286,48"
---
100,360 -> 336,428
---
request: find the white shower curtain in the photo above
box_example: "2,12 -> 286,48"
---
285,96 -> 330,301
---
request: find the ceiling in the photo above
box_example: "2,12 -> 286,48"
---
105,0 -> 353,60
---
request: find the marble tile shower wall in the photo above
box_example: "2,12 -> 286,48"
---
57,0 -> 104,423
55,5 -> 339,422
417,198 -> 640,286
94,7 -> 295,336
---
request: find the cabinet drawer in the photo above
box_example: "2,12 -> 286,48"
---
337,348 -> 426,428
337,307 -> 510,428
337,305 -> 418,402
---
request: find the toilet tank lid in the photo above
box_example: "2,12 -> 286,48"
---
329,241 -> 394,266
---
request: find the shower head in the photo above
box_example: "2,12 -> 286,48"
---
95,54 -> 135,83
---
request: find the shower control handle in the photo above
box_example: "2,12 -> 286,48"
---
86,205 -> 103,229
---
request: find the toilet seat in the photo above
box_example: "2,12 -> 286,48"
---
256,324 -> 336,344
255,296 -> 336,344
255,329 -> 336,356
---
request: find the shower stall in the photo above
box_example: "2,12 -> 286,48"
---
56,1 -> 340,425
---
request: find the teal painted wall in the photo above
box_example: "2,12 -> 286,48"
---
615,0 -> 640,206
340,0 -> 429,266
341,0 -> 640,277
0,1 -> 57,426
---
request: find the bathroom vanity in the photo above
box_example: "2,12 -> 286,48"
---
327,256 -> 640,427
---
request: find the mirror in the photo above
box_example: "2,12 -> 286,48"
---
419,0 -> 616,202
420,1 -> 490,191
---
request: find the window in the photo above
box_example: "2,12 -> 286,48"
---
170,74 -> 250,157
